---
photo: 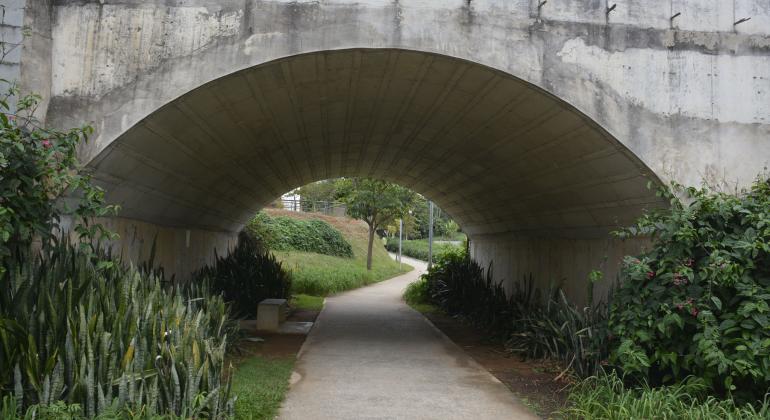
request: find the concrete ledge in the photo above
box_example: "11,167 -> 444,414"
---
257,298 -> 288,332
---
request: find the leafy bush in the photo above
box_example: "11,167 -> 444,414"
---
0,78 -> 115,277
195,232 -> 292,318
247,212 -> 352,258
609,178 -> 770,399
0,241 -> 235,418
384,238 -> 462,262
561,371 -> 770,419
403,277 -> 430,307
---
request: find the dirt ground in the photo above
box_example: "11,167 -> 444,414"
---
229,309 -> 320,364
423,311 -> 571,418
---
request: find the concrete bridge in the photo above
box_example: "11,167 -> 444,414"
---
8,0 -> 770,302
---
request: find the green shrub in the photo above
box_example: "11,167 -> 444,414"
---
609,178 -> 770,399
0,240 -> 235,418
384,238 -> 462,261
561,371 -> 770,419
247,212 -> 352,258
195,232 -> 292,318
403,278 -> 430,306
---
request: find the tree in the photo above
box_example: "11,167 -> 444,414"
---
335,178 -> 415,270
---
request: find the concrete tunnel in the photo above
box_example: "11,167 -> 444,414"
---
88,48 -> 666,303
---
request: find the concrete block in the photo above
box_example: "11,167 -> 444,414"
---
257,298 -> 288,331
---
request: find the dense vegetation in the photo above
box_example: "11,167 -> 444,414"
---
0,78 -> 239,418
265,210 -> 410,296
384,238 -> 463,262
561,371 -> 770,419
408,177 -> 770,416
248,212 -> 352,258
609,178 -> 770,400
0,241 -> 235,418
415,248 -> 606,378
195,232 -> 292,318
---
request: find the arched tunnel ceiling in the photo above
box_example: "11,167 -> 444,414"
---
90,48 -> 665,238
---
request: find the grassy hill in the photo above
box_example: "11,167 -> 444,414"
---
264,209 -> 412,296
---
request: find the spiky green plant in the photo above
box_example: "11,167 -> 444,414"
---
0,240 -> 235,418
195,232 -> 291,318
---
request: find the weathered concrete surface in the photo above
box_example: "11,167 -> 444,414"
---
280,256 -> 538,420
11,1 -> 770,291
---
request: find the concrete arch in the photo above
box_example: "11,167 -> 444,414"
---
89,48 -> 665,239
24,0 -> 768,301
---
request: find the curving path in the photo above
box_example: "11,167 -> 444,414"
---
279,255 -> 538,420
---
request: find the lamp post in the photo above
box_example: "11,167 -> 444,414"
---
428,201 -> 434,269
398,218 -> 403,268
398,210 -> 412,268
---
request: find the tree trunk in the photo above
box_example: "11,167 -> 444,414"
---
366,224 -> 375,270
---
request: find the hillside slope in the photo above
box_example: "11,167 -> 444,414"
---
264,209 -> 411,296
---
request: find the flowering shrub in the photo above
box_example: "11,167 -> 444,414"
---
0,82 -> 115,274
609,178 -> 770,400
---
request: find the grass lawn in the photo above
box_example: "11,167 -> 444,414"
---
231,356 -> 295,420
266,209 -> 411,296
290,293 -> 324,311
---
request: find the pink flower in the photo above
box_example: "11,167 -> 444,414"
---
41,139 -> 51,148
646,271 -> 655,280
690,306 -> 699,317
676,303 -> 684,310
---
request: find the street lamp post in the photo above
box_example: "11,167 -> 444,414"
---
428,201 -> 434,269
398,218 -> 403,268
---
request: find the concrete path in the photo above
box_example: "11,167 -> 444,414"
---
279,256 -> 538,420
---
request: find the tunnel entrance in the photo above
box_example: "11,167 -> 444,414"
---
91,48 -> 663,237
89,48 -> 665,298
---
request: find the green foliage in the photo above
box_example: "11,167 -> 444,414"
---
282,250 -> 409,296
403,278 -> 430,307
0,240 -> 235,418
561,371 -> 770,419
247,212 -> 352,258
0,80 -> 116,274
335,178 -> 415,230
384,238 -> 463,262
335,178 -> 416,270
296,180 -> 338,204
290,294 -> 324,312
422,249 -> 607,378
230,356 -> 294,420
609,178 -> 770,399
195,232 -> 292,318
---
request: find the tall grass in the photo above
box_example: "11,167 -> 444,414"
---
561,371 -> 770,419
0,240 -> 235,418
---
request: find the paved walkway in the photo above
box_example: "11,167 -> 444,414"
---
279,256 -> 538,420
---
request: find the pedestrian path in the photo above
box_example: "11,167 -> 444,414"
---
279,256 -> 538,420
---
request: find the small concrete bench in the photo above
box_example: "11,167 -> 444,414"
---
257,298 -> 288,331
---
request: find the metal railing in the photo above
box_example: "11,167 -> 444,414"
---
279,199 -> 347,216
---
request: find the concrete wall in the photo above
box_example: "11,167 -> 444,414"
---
470,235 -> 649,305
41,0 -> 770,191
12,0 -> 770,299
60,216 -> 237,281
